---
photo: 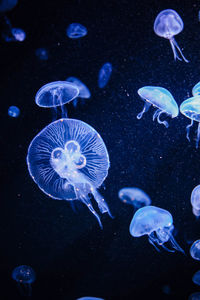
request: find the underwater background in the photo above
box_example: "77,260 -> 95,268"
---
1,0 -> 200,299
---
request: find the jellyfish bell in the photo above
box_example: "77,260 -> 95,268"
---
98,62 -> 112,89
118,187 -> 151,209
192,270 -> 200,286
66,23 -> 87,39
137,86 -> 179,127
192,82 -> 200,97
12,265 -> 36,296
27,118 -> 112,228
129,206 -> 184,253
190,240 -> 200,261
66,77 -> 91,108
191,185 -> 200,217
154,9 -> 189,62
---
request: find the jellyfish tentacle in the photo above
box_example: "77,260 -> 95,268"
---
153,108 -> 161,121
137,101 -> 151,119
196,122 -> 200,149
148,233 -> 160,252
92,189 -> 114,218
169,234 -> 185,254
186,119 -> 193,142
169,38 -> 182,61
161,244 -> 175,253
172,38 -> 189,63
61,104 -> 68,118
80,194 -> 103,229
157,111 -> 169,128
170,38 -> 189,63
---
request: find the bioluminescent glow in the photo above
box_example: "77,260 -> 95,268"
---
66,23 -> 87,39
8,105 -> 20,117
192,270 -> 200,286
4,28 -> 26,42
191,185 -> 200,217
118,187 -> 151,209
35,48 -> 49,60
190,240 -> 200,261
66,77 -> 91,107
12,265 -> 36,296
192,82 -> 200,97
98,62 -> 112,89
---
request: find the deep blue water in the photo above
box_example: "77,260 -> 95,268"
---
1,0 -> 200,299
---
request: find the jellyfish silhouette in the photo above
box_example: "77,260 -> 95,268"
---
35,48 -> 49,61
154,9 -> 188,62
192,82 -> 200,97
27,118 -> 112,228
1,16 -> 26,42
12,265 -> 36,296
66,23 -> 87,39
190,240 -> 200,261
8,105 -> 20,117
137,86 -> 179,127
98,62 -> 112,89
129,206 -> 184,253
118,187 -> 151,209
191,185 -> 200,217
180,96 -> 200,148
66,77 -> 91,108
192,270 -> 200,286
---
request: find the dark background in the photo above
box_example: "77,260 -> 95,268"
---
1,0 -> 200,299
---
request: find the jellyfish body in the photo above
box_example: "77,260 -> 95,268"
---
190,240 -> 200,261
129,206 -> 184,253
66,77 -> 91,107
154,9 -> 188,62
118,187 -> 151,209
3,28 -> 26,42
12,265 -> 36,296
192,82 -> 200,97
0,0 -> 18,12
192,270 -> 200,286
180,96 -> 200,148
8,105 -> 20,117
27,118 -> 112,228
66,23 -> 87,39
137,86 -> 179,127
98,62 -> 112,89
191,185 -> 200,217
35,48 -> 49,60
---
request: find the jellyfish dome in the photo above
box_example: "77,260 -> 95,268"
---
129,206 -> 184,253
137,86 -> 179,127
98,62 -> 112,89
12,265 -> 36,284
192,270 -> 200,286
118,187 -> 151,209
66,23 -> 87,39
192,82 -> 200,97
190,240 -> 200,261
191,185 -> 200,217
0,0 -> 18,12
180,96 -> 200,148
27,118 -> 112,228
66,77 -> 91,108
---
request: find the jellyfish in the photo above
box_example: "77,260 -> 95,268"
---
77,297 -> 104,300
8,105 -> 20,117
137,86 -> 179,127
154,9 -> 188,62
118,187 -> 151,209
180,96 -> 200,148
190,240 -> 200,261
192,82 -> 200,97
12,265 -> 36,296
66,23 -> 87,39
35,48 -> 49,61
191,185 -> 200,217
27,118 -> 112,228
189,293 -> 200,300
35,81 -> 79,119
98,63 -> 112,89
66,77 -> 91,108
129,206 -> 184,253
2,16 -> 26,42
192,270 -> 200,286
0,0 -> 18,12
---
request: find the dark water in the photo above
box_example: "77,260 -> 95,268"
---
1,0 -> 200,299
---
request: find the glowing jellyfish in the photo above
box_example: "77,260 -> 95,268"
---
66,23 -> 87,39
191,185 -> 200,217
192,82 -> 200,97
27,118 -> 112,228
129,206 -> 184,253
3,28 -> 26,42
190,240 -> 200,261
77,297 -> 104,300
8,105 -> 20,117
180,96 -> 200,148
98,62 -> 112,89
189,293 -> 200,300
192,270 -> 200,286
154,9 -> 188,62
137,86 -> 179,127
66,77 -> 91,108
35,48 -> 49,60
12,265 -> 36,296
118,187 -> 151,209
0,0 -> 18,12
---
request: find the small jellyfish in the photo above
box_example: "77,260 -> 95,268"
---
66,77 -> 91,107
118,187 -> 151,209
3,27 -> 26,42
189,293 -> 200,300
12,265 -> 36,296
27,118 -> 112,228
8,105 -> 20,117
77,297 -> 104,300
35,48 -> 49,60
192,82 -> 200,97
98,62 -> 112,89
190,240 -> 200,261
0,0 -> 18,12
180,96 -> 200,148
191,185 -> 200,217
137,86 -> 179,127
66,23 -> 87,39
154,9 -> 188,62
129,206 -> 184,253
192,270 -> 200,286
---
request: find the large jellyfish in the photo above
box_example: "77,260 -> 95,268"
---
27,118 -> 112,228
180,96 -> 200,148
66,77 -> 91,108
66,23 -> 87,39
154,9 -> 188,62
137,86 -> 179,127
190,240 -> 200,261
12,265 -> 36,296
192,82 -> 200,97
98,63 -> 112,89
192,270 -> 200,286
118,187 -> 151,209
191,185 -> 200,217
129,206 -> 184,253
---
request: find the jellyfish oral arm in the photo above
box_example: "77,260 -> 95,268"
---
169,37 -> 189,63
137,101 -> 151,119
186,119 -> 194,142
153,109 -> 169,128
91,189 -> 113,218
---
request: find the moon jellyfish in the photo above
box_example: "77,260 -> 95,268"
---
192,270 -> 200,286
35,48 -> 48,61
189,293 -> 200,300
8,105 -> 20,117
98,62 -> 112,89
191,185 -> 200,217
66,77 -> 91,108
154,9 -> 188,62
27,118 -> 112,228
77,297 -> 104,300
137,86 -> 179,128
66,23 -> 87,39
180,96 -> 200,148
129,206 -> 184,253
192,82 -> 200,97
35,81 -> 79,119
12,265 -> 36,296
0,0 -> 18,12
190,240 -> 200,261
118,187 -> 151,209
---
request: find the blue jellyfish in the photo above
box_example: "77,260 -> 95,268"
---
118,187 -> 151,209
180,96 -> 200,148
12,265 -> 36,296
0,0 -> 18,12
77,297 -> 104,300
192,82 -> 200,97
98,63 -> 112,89
191,185 -> 200,217
137,86 -> 179,127
190,240 -> 200,261
154,9 -> 188,62
3,28 -> 26,42
35,48 -> 49,61
8,105 -> 20,117
27,118 -> 112,228
35,81 -> 79,118
189,293 -> 200,300
66,23 -> 87,39
129,206 -> 184,253
66,77 -> 91,108
192,270 -> 200,286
